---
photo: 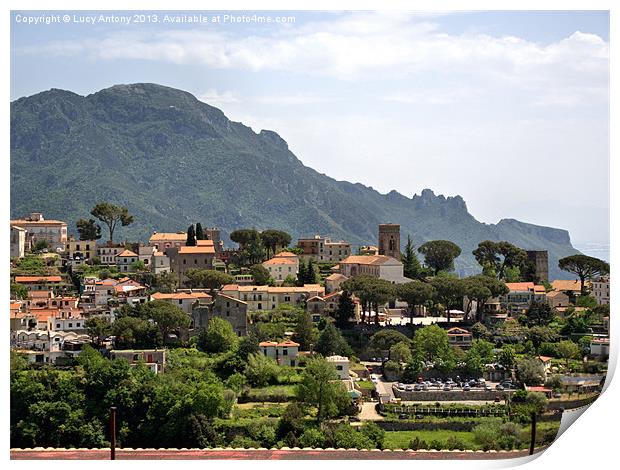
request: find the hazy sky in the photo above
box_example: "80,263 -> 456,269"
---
11,10 -> 610,246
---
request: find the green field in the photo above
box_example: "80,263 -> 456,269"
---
383,430 -> 477,450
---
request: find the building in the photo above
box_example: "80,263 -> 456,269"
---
297,235 -> 351,263
259,340 -> 299,366
378,224 -> 400,260
551,280 -> 589,300
306,291 -> 348,320
97,243 -> 126,265
526,250 -> 549,282
151,251 -> 171,274
500,282 -> 547,314
138,245 -> 156,268
151,291 -> 212,314
546,290 -> 570,309
192,294 -> 248,336
359,245 -> 379,256
110,349 -> 167,374
590,337 -> 610,357
220,284 -> 324,311
14,275 -> 64,295
446,327 -> 473,349
65,236 -> 98,261
339,255 -> 409,283
262,252 -> 299,283
10,212 -> 68,251
116,249 -> 139,272
202,227 -> 222,252
166,243 -> 216,286
326,355 -> 350,379
592,276 -> 610,305
149,231 -> 187,251
10,225 -> 27,258
325,273 -> 348,294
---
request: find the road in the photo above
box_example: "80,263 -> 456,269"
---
10,448 -> 540,460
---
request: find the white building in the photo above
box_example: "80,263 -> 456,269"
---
590,337 -> 610,357
592,276 -> 610,306
262,252 -> 299,283
150,291 -> 212,314
339,255 -> 410,283
259,340 -> 299,367
326,355 -> 350,380
116,249 -> 139,272
10,225 -> 27,258
151,251 -> 171,274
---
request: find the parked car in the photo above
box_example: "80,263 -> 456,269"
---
422,384 -> 429,391
443,385 -> 452,391
413,384 -> 422,391
496,385 -> 505,391
553,392 -> 562,398
463,385 -> 471,391
399,413 -> 409,419
485,385 -> 493,391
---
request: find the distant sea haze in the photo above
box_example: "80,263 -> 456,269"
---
573,242 -> 610,262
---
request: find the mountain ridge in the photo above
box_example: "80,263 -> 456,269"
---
10,83 -> 579,279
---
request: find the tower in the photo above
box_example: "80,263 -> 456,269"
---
526,250 -> 549,282
378,224 -> 400,260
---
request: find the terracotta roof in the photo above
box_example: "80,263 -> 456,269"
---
10,302 -> 22,310
340,255 -> 398,266
117,250 -> 138,257
10,219 -> 67,226
537,356 -> 553,362
505,282 -> 536,291
177,246 -> 216,255
546,291 -> 567,298
274,251 -> 297,258
307,296 -> 324,302
527,386 -> 552,393
447,327 -> 471,336
151,292 -> 211,300
551,280 -> 588,292
149,232 -> 186,242
323,291 -> 342,300
326,273 -> 347,281
196,240 -> 215,246
259,340 -> 300,347
15,276 -> 62,283
263,257 -> 298,266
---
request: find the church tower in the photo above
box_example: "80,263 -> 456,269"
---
378,224 -> 401,260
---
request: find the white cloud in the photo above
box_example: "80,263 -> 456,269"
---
197,88 -> 241,106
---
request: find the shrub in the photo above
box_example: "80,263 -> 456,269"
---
299,428 -> 326,448
359,422 -> 385,449
230,436 -> 260,449
446,436 -> 467,450
409,437 -> 428,450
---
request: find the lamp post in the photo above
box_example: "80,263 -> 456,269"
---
109,407 -> 117,460
529,412 -> 537,455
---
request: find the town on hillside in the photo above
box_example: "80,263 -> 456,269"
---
10,205 -> 610,453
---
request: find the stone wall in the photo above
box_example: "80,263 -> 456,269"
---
393,387 -> 512,402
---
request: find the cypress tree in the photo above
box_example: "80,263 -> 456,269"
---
186,225 -> 197,246
195,223 -> 204,240
402,235 -> 422,279
306,259 -> 319,284
297,259 -> 307,286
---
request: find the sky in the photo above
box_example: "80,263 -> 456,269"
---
10,10 -> 610,250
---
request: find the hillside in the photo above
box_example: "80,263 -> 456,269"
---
10,83 -> 580,279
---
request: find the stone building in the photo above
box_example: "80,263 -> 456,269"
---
526,250 -> 549,282
378,224 -> 400,260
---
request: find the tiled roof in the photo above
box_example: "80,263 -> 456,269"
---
178,246 -> 216,255
117,250 -> 138,257
505,282 -> 536,291
263,257 -> 297,266
151,292 -> 211,300
149,232 -> 186,242
551,280 -> 588,292
274,251 -> 297,258
10,219 -> 67,226
196,240 -> 215,246
15,276 -> 62,283
340,255 -> 398,266
326,273 -> 347,281
259,340 -> 300,347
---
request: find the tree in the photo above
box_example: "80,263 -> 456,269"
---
335,290 -> 356,328
184,269 -> 234,295
138,300 -> 192,344
498,344 -> 516,369
186,225 -> 197,246
282,274 -> 297,287
396,280 -> 434,323
465,339 -> 495,376
418,240 -> 462,275
260,230 -> 292,258
525,301 -> 556,327
249,264 -> 271,285
315,324 -> 352,357
195,223 -> 204,240
296,357 -> 350,422
32,239 -> 50,252
304,259 -> 320,284
390,342 -> 413,363
369,329 -> 410,351
412,325 -> 455,372
471,322 -> 490,340
293,311 -> 317,351
198,317 -> 238,353
430,275 -> 465,322
111,316 -> 160,348
10,282 -> 28,300
76,218 -> 102,241
402,235 -> 422,279
516,357 -> 546,386
129,260 -> 147,272
230,229 -> 258,247
557,340 -> 580,368
365,278 -> 397,325
558,254 -> 609,296
84,316 -> 111,345
473,241 -> 528,280
151,271 -> 177,293
244,353 -> 279,387
527,326 -> 557,353
462,275 -> 509,322
90,202 -> 134,243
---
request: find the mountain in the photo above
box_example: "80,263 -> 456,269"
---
10,83 -> 580,279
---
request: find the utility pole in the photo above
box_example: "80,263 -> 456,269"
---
529,412 -> 537,455
109,406 -> 117,460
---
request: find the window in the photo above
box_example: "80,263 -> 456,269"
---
179,299 -> 183,305
68,323 -> 73,327
257,303 -> 262,310
336,365 -> 343,370
283,349 -> 288,356
56,323 -> 60,328
194,259 -> 198,264
76,322 -> 81,327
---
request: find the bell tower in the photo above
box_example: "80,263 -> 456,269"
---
378,224 -> 400,260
